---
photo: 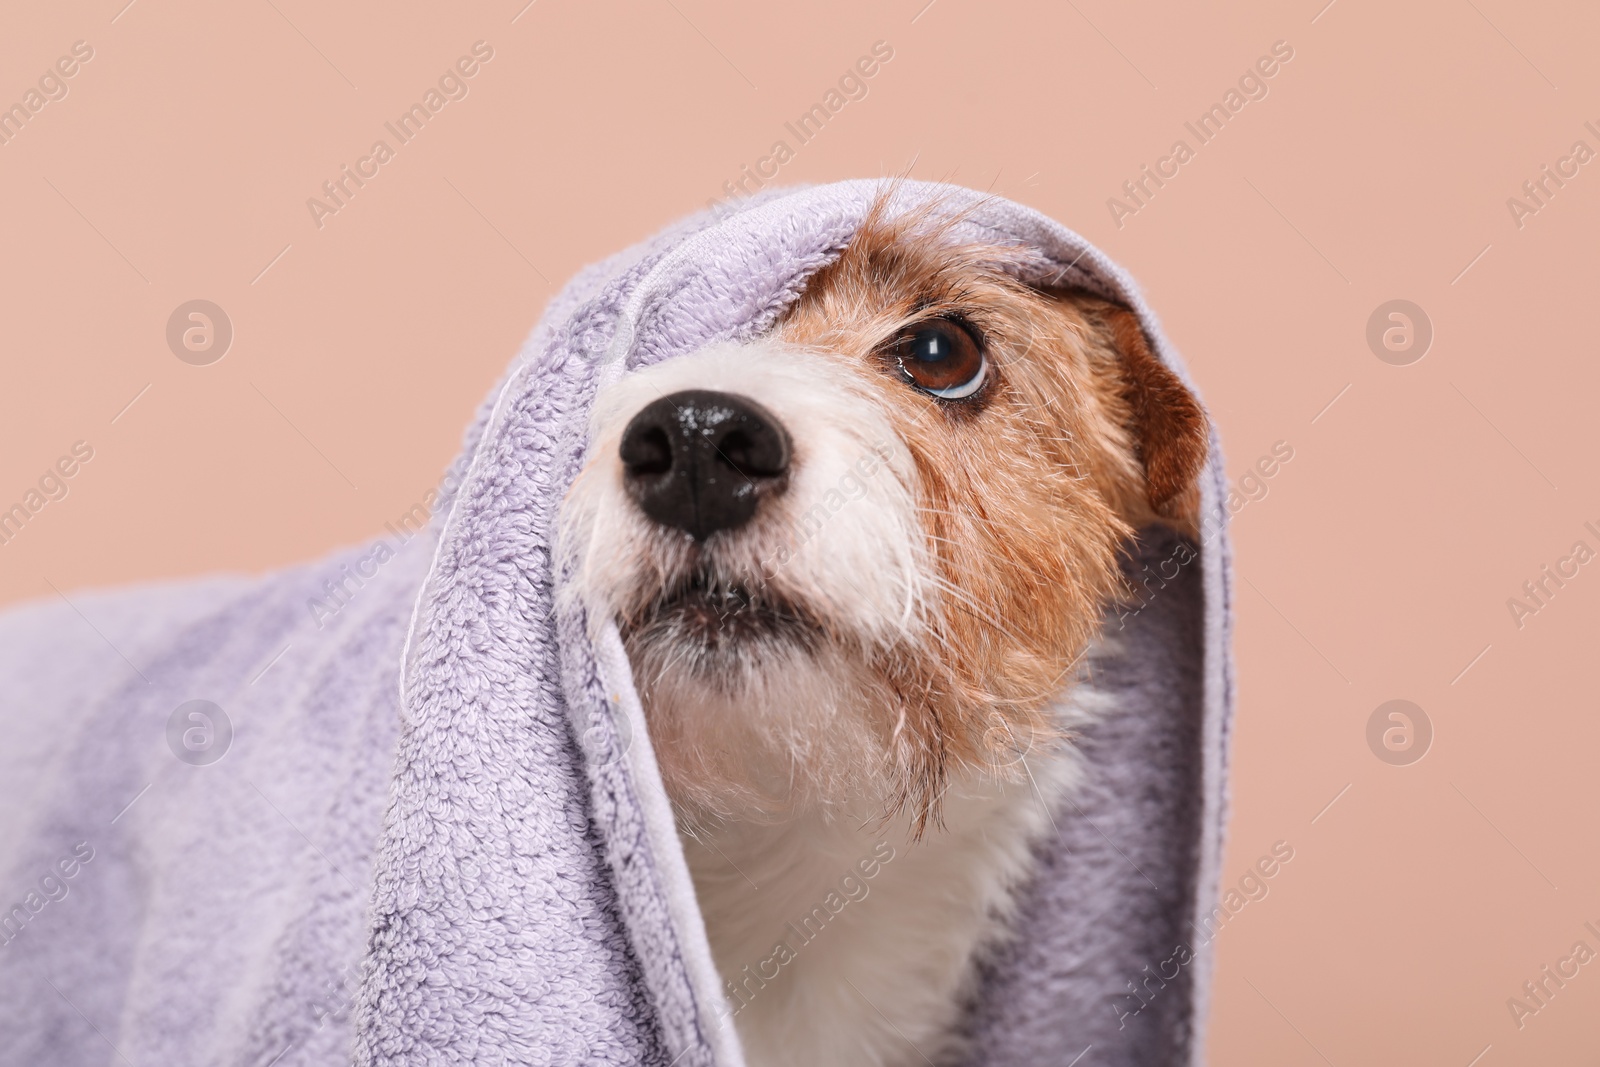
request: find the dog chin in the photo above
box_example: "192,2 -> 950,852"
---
622,612 -> 899,824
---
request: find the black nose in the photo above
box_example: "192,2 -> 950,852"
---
619,390 -> 791,541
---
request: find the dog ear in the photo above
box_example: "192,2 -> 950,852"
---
1095,302 -> 1210,522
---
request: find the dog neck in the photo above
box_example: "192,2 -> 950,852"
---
680,692 -> 1096,1067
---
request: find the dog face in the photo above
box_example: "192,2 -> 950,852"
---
560,197 -> 1208,828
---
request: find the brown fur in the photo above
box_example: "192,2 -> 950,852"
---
770,193 -> 1209,830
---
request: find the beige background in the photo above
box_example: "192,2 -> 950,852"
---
3,0 -> 1598,1062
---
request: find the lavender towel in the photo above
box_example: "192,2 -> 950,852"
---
0,180 -> 1233,1067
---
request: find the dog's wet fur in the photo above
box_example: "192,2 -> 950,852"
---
560,192 -> 1208,1066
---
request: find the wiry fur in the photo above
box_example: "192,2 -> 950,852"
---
558,190 -> 1208,1066
681,712 -> 1096,1067
560,342 -> 931,822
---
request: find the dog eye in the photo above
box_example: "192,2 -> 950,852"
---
890,319 -> 987,400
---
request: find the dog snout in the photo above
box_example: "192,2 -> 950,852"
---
619,389 -> 791,540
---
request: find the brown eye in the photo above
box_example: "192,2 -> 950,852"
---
890,319 -> 988,400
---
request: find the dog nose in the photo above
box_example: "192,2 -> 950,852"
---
619,390 -> 791,541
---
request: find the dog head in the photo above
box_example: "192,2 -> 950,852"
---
559,195 -> 1208,828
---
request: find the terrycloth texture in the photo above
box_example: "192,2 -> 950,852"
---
0,180 -> 1233,1067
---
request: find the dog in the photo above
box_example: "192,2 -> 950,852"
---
560,195 -> 1209,1066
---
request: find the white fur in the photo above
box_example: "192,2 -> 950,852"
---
685,726 -> 1094,1067
562,340 -> 931,649
560,339 -> 1111,1065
